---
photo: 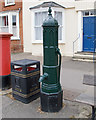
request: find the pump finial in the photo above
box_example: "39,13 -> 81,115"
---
48,7 -> 52,15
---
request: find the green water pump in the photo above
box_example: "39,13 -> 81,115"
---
39,7 -> 63,112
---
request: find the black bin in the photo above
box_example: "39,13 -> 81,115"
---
11,59 -> 40,104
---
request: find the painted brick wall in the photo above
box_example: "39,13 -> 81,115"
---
0,0 -> 23,53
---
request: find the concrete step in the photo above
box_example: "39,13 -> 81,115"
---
73,58 -> 96,62
75,52 -> 94,55
73,52 -> 96,62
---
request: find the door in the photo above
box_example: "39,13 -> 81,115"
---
83,16 -> 96,52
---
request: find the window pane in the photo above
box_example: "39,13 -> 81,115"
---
35,27 -> 41,40
94,10 -> 96,15
1,26 -> 9,32
35,12 -> 47,26
12,15 -> 16,26
12,27 -> 17,37
35,12 -> 42,26
0,16 -> 9,33
42,12 -> 47,23
7,0 -> 14,4
2,16 -> 5,26
85,11 -> 89,16
2,16 -> 8,26
58,27 -> 62,40
35,11 -> 47,40
12,15 -> 17,37
54,11 -> 62,40
54,11 -> 62,25
90,11 -> 94,15
0,16 -> 2,26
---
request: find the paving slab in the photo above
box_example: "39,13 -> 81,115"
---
63,89 -> 81,101
75,93 -> 96,106
83,74 -> 96,86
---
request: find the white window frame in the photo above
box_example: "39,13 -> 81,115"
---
31,7 -> 65,44
0,11 -> 20,40
5,0 -> 15,6
78,11 -> 83,52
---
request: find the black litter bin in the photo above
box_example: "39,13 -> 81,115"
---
11,59 -> 40,104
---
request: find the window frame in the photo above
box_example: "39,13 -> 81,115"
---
31,7 -> 65,44
5,0 -> 15,6
0,13 -> 9,26
83,10 -> 96,17
0,13 -> 9,33
0,11 -> 20,40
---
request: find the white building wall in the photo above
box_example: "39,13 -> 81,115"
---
23,1 -> 32,52
75,0 -> 95,11
78,11 -> 83,52
64,8 -> 78,56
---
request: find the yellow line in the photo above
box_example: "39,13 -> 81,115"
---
11,71 -> 40,78
12,89 -> 40,98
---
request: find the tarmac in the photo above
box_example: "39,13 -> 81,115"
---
1,52 -> 95,119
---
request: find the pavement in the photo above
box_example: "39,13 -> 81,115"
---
1,52 -> 95,119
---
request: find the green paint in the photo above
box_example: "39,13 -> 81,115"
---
39,7 -> 62,93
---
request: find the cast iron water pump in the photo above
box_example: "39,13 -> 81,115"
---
39,7 -> 63,112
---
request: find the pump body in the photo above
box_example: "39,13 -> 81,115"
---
39,7 -> 63,112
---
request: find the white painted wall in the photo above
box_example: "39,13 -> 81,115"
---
23,1 -> 32,52
75,0 -> 95,11
78,11 -> 83,52
64,8 -> 78,56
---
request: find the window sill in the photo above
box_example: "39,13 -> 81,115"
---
11,37 -> 20,40
32,40 -> 43,44
32,40 -> 65,44
59,41 -> 65,44
5,3 -> 15,7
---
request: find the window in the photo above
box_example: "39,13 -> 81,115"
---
83,10 -> 96,16
12,15 -> 17,37
85,11 -> 89,16
0,11 -> 19,40
5,0 -> 15,6
0,15 -> 9,33
33,8 -> 64,43
35,12 -> 47,40
54,11 -> 62,40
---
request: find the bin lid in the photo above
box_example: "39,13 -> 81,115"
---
11,59 -> 40,66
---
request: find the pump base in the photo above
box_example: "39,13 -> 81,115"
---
0,75 -> 11,90
40,90 -> 63,112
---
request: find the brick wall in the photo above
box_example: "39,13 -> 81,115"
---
0,0 -> 23,53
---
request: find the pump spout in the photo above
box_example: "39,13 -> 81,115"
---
39,73 -> 48,82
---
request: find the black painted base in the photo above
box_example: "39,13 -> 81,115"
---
40,90 -> 63,112
13,92 -> 40,104
0,75 -> 11,90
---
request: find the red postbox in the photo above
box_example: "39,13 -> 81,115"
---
0,33 -> 13,90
